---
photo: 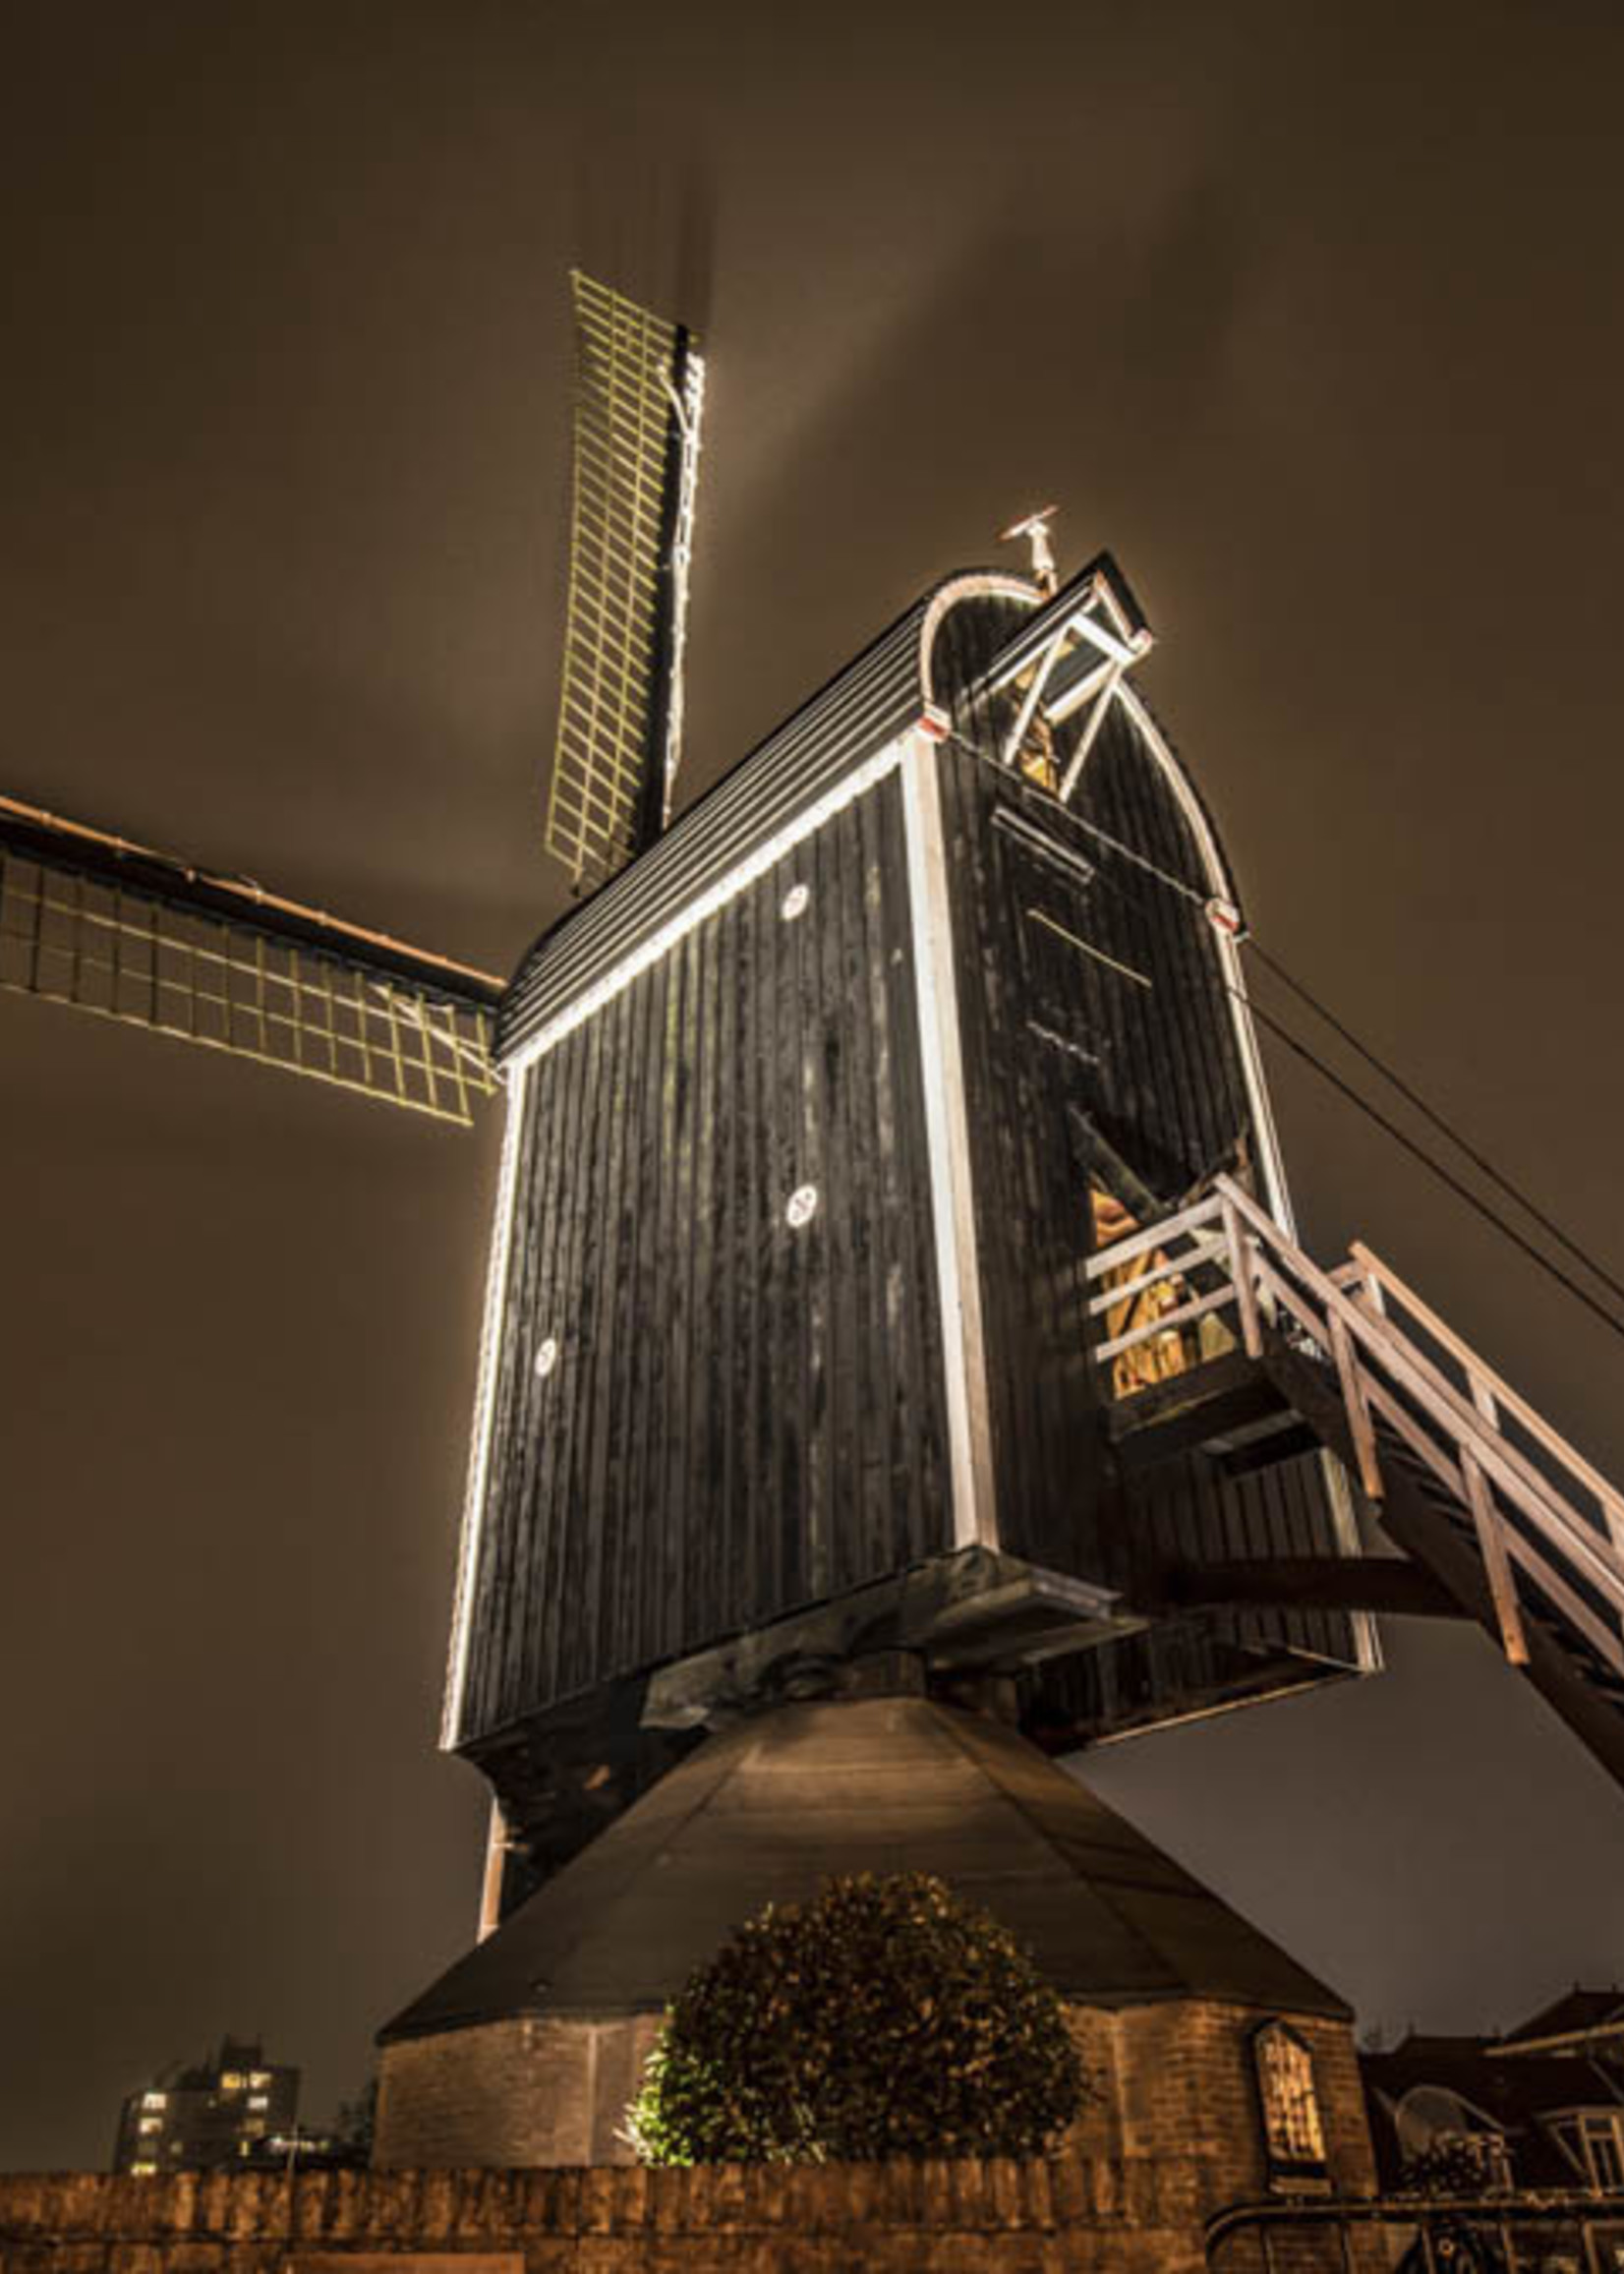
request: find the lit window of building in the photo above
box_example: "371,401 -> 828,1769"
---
115,2041 -> 299,2175
129,2162 -> 157,2177
1254,2020 -> 1327,2174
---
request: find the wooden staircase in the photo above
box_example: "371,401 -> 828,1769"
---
1087,1177 -> 1624,1792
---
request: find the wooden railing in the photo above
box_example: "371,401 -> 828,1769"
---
1084,1176 -> 1624,1680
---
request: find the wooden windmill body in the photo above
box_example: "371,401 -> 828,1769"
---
441,545 -> 1383,1910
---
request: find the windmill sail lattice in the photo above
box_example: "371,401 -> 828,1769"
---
0,797 -> 501,1126
543,271 -> 704,890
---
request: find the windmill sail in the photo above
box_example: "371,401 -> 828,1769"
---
543,271 -> 705,891
0,795 -> 501,1126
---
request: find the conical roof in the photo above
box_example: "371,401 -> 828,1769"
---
380,1698 -> 1345,2041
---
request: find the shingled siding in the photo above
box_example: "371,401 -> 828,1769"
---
0,2157 -> 1220,2274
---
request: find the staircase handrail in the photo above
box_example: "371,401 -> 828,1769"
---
1213,1178 -> 1624,1621
1080,1192 -> 1225,1280
1349,1240 -> 1624,1558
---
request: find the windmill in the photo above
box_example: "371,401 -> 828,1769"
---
11,271 -> 1624,2168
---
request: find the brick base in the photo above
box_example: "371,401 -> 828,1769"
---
377,2017 -> 665,2169
376,1995 -> 1379,2208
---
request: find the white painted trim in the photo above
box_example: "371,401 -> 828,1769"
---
1055,660 -> 1126,803
1043,654 -> 1117,728
1112,681 -> 1294,1238
441,1062 -> 531,1749
506,739 -> 908,1076
917,571 -> 1038,711
999,624 -> 1072,768
900,728 -> 998,1552
659,346 -> 706,825
984,575 -> 1154,697
1090,571 -> 1148,653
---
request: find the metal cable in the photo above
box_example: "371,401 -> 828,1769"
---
1244,936 -> 1624,1318
951,728 -> 1624,1345
1238,990 -> 1624,1349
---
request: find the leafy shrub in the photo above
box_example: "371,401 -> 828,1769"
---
624,1871 -> 1089,2165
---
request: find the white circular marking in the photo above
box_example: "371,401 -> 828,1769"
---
535,1336 -> 559,1378
785,1185 -> 819,1229
781,883 -> 810,921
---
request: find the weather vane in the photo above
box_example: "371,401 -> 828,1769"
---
1000,504 -> 1059,594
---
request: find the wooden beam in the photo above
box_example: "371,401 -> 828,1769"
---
1158,1555 -> 1466,1620
1461,1444 -> 1530,1666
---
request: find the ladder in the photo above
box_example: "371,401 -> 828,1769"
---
1085,1175 -> 1624,1786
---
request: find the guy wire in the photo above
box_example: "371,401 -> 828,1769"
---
1243,936 -> 1624,1319
951,728 -> 1624,1345
1237,990 -> 1624,1350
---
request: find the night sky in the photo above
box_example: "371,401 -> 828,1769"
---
5,0 -> 1624,2174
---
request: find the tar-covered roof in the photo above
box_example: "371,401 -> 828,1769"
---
495,565 -> 1056,1064
379,1696 -> 1346,2043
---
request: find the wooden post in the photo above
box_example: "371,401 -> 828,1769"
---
1462,1445 -> 1530,1665
1329,1310 -> 1384,1504
477,1800 -> 509,1943
1221,1195 -> 1263,1360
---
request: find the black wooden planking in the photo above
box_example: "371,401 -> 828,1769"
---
937,686 -> 1363,1733
457,772 -> 952,1744
936,744 -> 1116,1578
458,573 -> 1370,1759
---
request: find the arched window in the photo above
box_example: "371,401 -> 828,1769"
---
1253,2021 -> 1327,2178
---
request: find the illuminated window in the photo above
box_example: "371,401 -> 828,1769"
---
141,2092 -> 166,2111
220,2071 -> 244,2091
1253,2022 -> 1327,2173
248,2070 -> 270,2089
138,2117 -> 162,2135
248,2094 -> 268,2110
129,2161 -> 157,2177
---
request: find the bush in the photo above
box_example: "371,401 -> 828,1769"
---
624,1871 -> 1090,2165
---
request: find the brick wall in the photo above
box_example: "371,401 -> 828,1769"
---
1091,2003 -> 1378,2198
1059,2002 -> 1384,2270
0,2158 -> 1222,2273
377,1996 -> 1380,2209
377,2020 -> 665,2169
